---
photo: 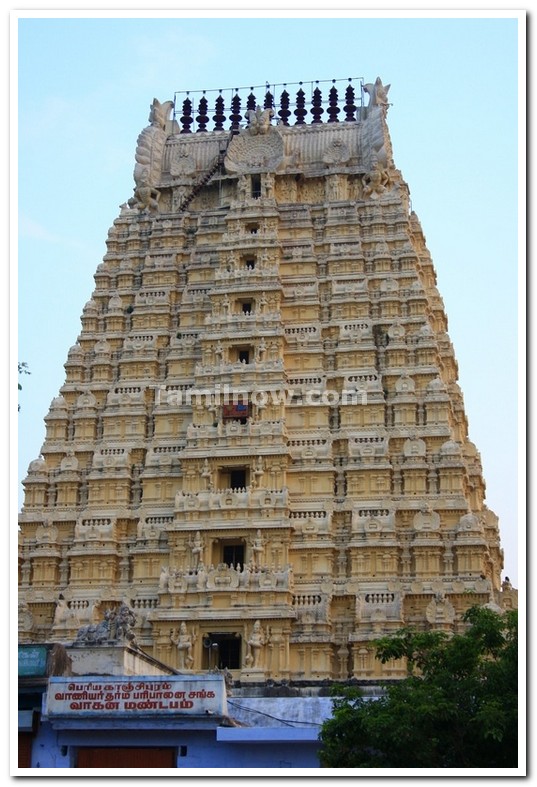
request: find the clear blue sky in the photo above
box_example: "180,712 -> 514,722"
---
15,11 -> 524,586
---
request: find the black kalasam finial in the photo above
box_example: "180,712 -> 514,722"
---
311,85 -> 324,124
213,92 -> 226,131
327,84 -> 340,123
344,83 -> 357,122
278,89 -> 291,126
294,86 -> 307,125
229,91 -> 242,133
180,96 -> 193,134
196,94 -> 209,132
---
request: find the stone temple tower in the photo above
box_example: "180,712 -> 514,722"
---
18,78 -> 512,683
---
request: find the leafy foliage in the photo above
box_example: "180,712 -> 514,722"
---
318,607 -> 518,768
18,361 -> 31,411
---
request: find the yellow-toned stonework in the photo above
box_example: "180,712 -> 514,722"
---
19,80 -> 516,683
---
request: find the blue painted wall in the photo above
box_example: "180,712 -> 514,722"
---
26,721 -> 321,769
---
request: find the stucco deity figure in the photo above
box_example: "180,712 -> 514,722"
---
196,562 -> 208,590
239,562 -> 251,588
53,595 -> 69,625
263,172 -> 275,198
245,106 -> 274,135
425,593 -> 455,627
245,619 -> 266,668
171,622 -> 196,669
326,174 -> 342,201
53,595 -> 79,629
255,339 -> 266,363
189,531 -> 205,566
112,603 -> 137,644
251,457 -> 264,488
201,458 -> 216,492
159,565 -> 170,592
202,345 -> 213,366
363,77 -> 390,109
362,160 -> 389,199
130,168 -> 161,214
89,599 -> 101,624
251,529 -> 265,566
168,568 -> 179,593
268,341 -> 279,361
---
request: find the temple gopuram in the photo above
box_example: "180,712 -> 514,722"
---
18,78 -> 517,685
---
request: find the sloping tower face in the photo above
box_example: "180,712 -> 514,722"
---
19,79 -> 506,682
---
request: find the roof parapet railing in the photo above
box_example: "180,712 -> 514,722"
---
173,77 -> 365,134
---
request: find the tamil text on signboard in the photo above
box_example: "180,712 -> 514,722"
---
46,675 -> 227,716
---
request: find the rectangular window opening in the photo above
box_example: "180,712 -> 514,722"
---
222,542 -> 245,566
218,465 -> 249,489
203,633 -> 242,670
230,468 -> 246,488
251,175 -> 262,199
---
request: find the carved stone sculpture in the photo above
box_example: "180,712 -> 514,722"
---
189,530 -> 205,566
245,106 -> 274,135
75,615 -> 111,645
74,603 -> 137,646
129,98 -> 174,213
245,620 -> 266,668
52,595 -> 80,630
364,77 -> 391,109
171,622 -> 195,669
362,160 -> 390,198
251,529 -> 265,566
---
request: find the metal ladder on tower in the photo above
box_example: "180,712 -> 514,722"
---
178,129 -> 235,213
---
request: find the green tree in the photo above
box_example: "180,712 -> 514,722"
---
18,361 -> 31,411
318,607 -> 518,768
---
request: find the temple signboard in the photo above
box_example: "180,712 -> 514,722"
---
46,675 -> 227,716
19,645 -> 49,677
